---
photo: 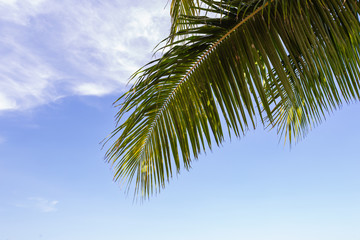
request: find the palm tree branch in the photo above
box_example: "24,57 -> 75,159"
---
142,0 -> 273,158
106,0 -> 360,199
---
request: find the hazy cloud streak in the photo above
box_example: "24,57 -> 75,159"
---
0,0 -> 170,112
13,197 -> 59,213
28,197 -> 59,213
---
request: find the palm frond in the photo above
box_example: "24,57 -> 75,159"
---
106,0 -> 360,199
170,0 -> 201,38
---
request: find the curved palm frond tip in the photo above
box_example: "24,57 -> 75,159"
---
106,0 -> 360,199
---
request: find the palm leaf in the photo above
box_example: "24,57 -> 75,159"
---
106,0 -> 360,199
170,0 -> 201,39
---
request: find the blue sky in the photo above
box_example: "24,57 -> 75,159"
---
1,1 -> 360,240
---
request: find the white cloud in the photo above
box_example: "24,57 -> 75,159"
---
74,83 -> 114,97
0,37 -> 63,111
0,94 -> 17,110
0,0 -> 171,112
28,197 -> 59,213
0,0 -> 50,25
14,197 -> 59,212
59,0 -> 170,93
0,136 -> 5,144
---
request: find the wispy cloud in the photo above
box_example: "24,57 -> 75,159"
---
28,197 -> 59,212
0,0 -> 50,25
0,136 -> 5,144
0,37 -> 63,111
0,0 -> 170,112
13,197 -> 59,212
